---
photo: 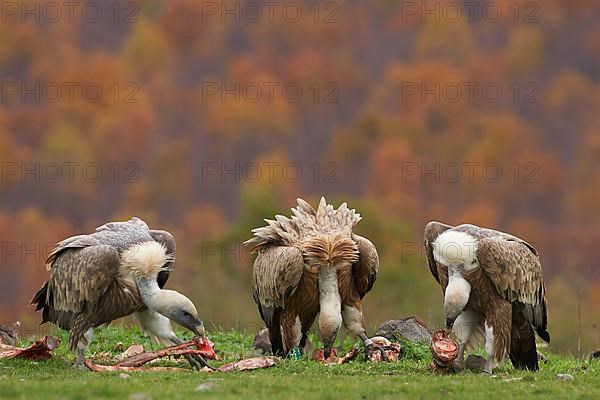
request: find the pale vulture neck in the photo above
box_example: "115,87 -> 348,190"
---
318,266 -> 342,335
136,277 -> 163,311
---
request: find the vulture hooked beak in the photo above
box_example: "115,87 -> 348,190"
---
192,321 -> 206,337
445,318 -> 455,332
322,331 -> 337,360
172,309 -> 206,338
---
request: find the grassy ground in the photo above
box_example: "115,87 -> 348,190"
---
1,327 -> 598,400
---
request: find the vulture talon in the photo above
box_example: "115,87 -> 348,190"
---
483,360 -> 494,375
71,362 -> 91,371
183,354 -> 201,370
168,335 -> 214,370
452,359 -> 466,371
188,353 -> 214,371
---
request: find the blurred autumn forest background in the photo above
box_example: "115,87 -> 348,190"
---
0,0 -> 599,355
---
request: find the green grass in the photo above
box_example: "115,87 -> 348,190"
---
1,328 -> 599,400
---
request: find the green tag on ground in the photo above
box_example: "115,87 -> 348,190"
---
288,347 -> 301,360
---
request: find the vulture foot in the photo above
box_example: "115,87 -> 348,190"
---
71,361 -> 91,371
184,353 -> 215,371
482,360 -> 494,375
168,335 -> 215,371
452,358 -> 466,371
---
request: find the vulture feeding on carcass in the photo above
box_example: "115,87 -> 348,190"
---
245,197 -> 386,360
424,221 -> 550,373
32,217 -> 210,369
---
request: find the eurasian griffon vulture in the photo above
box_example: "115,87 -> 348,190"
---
32,217 -> 209,369
424,222 -> 550,373
245,198 -> 385,359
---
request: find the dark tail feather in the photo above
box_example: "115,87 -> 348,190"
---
536,300 -> 550,343
31,282 -> 48,309
536,328 -> 550,343
510,305 -> 540,371
510,343 -> 539,371
31,282 -> 50,323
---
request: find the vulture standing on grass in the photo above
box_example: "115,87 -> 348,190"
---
32,217 -> 210,369
424,222 -> 550,373
245,197 -> 385,360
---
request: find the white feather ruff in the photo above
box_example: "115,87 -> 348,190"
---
433,230 -> 478,266
120,241 -> 173,279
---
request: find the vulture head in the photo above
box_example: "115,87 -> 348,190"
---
151,290 -> 206,336
122,241 -> 206,337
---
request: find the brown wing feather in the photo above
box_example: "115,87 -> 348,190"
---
252,245 -> 304,328
45,235 -> 101,270
47,244 -> 145,350
34,236 -> 103,325
48,245 -> 122,315
351,234 -> 378,298
68,277 -> 142,350
424,221 -> 453,286
477,237 -> 548,340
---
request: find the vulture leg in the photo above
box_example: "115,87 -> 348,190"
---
299,313 -> 317,355
134,310 -> 214,370
266,308 -> 285,357
483,322 -> 496,374
281,312 -> 303,355
483,304 -> 511,374
451,310 -> 481,370
72,328 -> 94,370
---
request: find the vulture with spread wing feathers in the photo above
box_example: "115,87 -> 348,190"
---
424,222 -> 550,373
245,198 -> 385,360
32,217 -> 210,369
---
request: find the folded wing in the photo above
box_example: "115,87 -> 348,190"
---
251,246 -> 304,328
351,234 -> 379,299
477,237 -> 549,341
